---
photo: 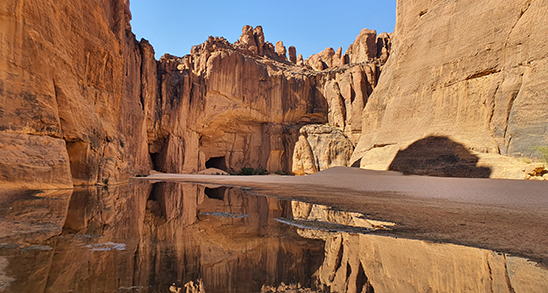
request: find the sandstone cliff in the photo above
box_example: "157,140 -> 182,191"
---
148,26 -> 390,176
0,0 -> 391,187
3,0 -> 546,188
0,0 -> 151,188
352,0 -> 548,176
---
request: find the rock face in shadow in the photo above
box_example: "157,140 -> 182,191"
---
352,0 -> 548,170
388,136 -> 492,178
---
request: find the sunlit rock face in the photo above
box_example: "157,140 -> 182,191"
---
292,125 -> 354,176
0,0 -> 151,188
5,0 -> 547,186
150,34 -> 328,175
0,0 -> 390,186
148,26 -> 390,175
352,0 -> 548,173
0,0 -> 394,186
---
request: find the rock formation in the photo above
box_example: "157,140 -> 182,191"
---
150,34 -> 330,175
292,125 -> 354,175
304,28 -> 391,72
0,0 -> 390,187
352,0 -> 548,175
0,0 -> 151,188
2,0 -> 547,188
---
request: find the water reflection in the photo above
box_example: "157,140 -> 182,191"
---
0,182 -> 547,292
286,202 -> 548,293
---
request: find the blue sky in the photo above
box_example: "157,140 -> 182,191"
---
130,0 -> 397,60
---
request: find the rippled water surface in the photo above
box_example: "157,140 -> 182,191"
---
0,181 -> 547,292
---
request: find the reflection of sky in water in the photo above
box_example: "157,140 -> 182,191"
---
199,212 -> 249,218
84,242 -> 126,251
0,181 -> 547,293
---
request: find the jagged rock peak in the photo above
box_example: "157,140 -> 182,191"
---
305,28 -> 392,71
184,25 -> 304,67
232,25 -> 300,64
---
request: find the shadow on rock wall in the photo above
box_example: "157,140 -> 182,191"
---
388,136 -> 491,178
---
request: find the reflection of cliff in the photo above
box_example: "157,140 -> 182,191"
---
3,184 -> 548,292
313,233 -> 548,293
2,183 -> 324,293
288,201 -> 548,293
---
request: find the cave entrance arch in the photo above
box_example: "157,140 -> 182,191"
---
205,156 -> 227,171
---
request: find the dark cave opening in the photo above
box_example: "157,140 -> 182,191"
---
205,156 -> 227,171
150,152 -> 160,171
204,187 -> 227,200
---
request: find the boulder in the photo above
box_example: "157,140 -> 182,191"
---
292,125 -> 354,175
524,163 -> 546,178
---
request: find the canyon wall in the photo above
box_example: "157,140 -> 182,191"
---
2,0 -> 547,188
0,0 -> 389,188
0,0 -> 151,188
352,0 -> 548,174
148,26 -> 389,176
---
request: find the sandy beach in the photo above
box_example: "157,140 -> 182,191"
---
140,167 -> 548,267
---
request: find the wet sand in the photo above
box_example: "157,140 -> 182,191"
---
141,167 -> 548,267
